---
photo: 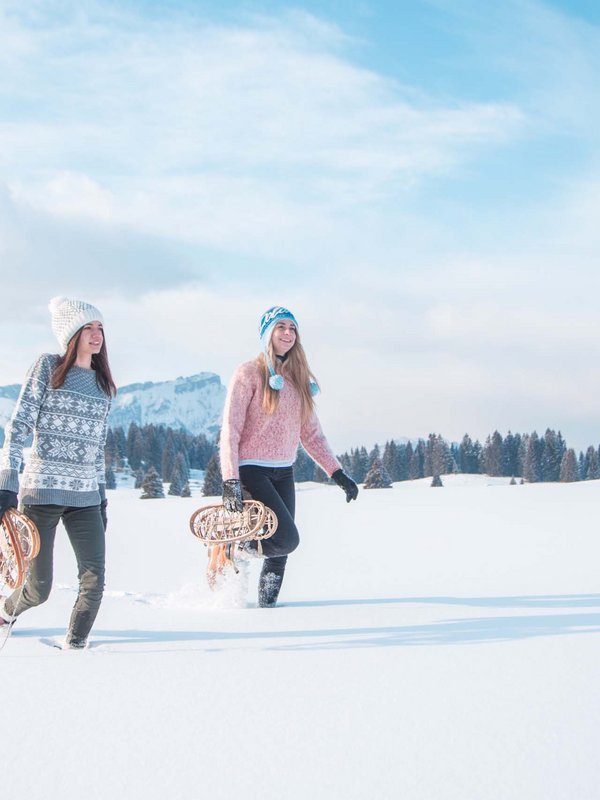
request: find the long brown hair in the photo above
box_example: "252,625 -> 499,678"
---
258,330 -> 318,424
51,327 -> 117,397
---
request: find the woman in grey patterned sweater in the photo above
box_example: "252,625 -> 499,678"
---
0,296 -> 116,649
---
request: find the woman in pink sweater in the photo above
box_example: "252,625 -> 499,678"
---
220,306 -> 358,607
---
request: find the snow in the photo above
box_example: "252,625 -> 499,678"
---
3,475 -> 600,800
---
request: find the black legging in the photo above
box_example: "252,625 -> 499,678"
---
239,465 -> 298,581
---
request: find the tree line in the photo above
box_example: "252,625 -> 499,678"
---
334,429 -> 589,485
104,423 -> 216,497
101,423 -> 597,497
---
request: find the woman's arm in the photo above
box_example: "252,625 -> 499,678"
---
0,354 -> 53,493
300,412 -> 341,478
219,363 -> 257,481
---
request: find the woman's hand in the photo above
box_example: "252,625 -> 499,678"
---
223,479 -> 244,513
0,490 -> 18,520
331,470 -> 359,503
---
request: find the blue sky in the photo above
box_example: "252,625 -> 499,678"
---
1,0 -> 600,452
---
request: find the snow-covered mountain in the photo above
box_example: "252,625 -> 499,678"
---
0,373 -> 226,439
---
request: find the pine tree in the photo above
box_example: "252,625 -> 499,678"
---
584,445 -> 599,480
351,447 -> 370,483
134,467 -> 144,489
559,449 -> 579,483
382,440 -> 398,481
105,465 -> 117,490
202,454 -> 223,496
181,481 -> 192,498
125,424 -> 143,471
368,444 -> 381,467
578,451 -> 586,480
294,447 -> 315,481
114,426 -> 127,470
523,432 -> 542,483
408,440 -> 425,479
363,457 -> 392,489
431,474 -> 443,487
502,432 -> 521,477
459,434 -> 482,474
161,429 -> 177,483
140,466 -> 165,499
396,443 -> 410,481
541,429 -> 565,482
104,428 -> 117,471
482,431 -> 503,476
168,452 -> 189,496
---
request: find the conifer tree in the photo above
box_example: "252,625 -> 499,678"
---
559,449 -> 579,483
482,431 -> 503,476
431,474 -> 443,487
368,444 -> 381,467
114,426 -> 127,470
584,445 -> 600,480
408,439 -> 426,479
382,441 -> 398,481
105,465 -> 117,490
140,466 -> 165,499
168,452 -> 189,496
105,429 -> 117,471
134,467 -> 144,489
523,432 -> 543,483
396,443 -> 410,481
502,432 -> 521,477
181,481 -> 192,498
161,429 -> 177,483
541,429 -> 565,482
351,447 -> 370,483
128,427 -> 144,471
363,458 -> 392,489
459,434 -> 480,474
294,447 -> 315,481
202,454 -> 223,496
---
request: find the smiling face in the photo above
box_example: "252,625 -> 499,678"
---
270,319 -> 297,356
76,321 -> 104,362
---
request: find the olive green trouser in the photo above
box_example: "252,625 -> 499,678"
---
5,504 -> 105,641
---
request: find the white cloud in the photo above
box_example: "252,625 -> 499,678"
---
0,3 -> 523,251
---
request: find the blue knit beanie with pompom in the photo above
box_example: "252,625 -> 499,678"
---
259,306 -> 318,395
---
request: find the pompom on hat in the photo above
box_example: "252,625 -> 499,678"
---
49,296 -> 104,352
259,306 -> 318,395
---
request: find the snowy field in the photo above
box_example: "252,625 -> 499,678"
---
3,475 -> 600,800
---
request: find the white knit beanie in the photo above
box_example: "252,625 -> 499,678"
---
49,296 -> 104,352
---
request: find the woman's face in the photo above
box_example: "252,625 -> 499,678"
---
271,320 -> 297,356
77,321 -> 104,359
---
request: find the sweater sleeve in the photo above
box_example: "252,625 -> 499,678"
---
95,399 -> 111,490
220,363 -> 257,481
300,411 -> 341,478
0,354 -> 54,493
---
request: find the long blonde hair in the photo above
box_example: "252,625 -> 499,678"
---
258,330 -> 319,424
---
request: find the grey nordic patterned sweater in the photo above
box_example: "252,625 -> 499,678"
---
0,353 -> 111,507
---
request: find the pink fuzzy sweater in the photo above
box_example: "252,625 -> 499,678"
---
220,359 -> 341,481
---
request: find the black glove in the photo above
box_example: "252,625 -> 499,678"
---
223,479 -> 244,513
331,469 -> 359,503
100,499 -> 108,532
0,490 -> 18,520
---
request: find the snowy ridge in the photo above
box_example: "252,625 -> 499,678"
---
0,372 -> 226,438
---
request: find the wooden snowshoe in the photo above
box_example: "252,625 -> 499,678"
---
0,508 -> 41,590
189,500 -> 278,589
